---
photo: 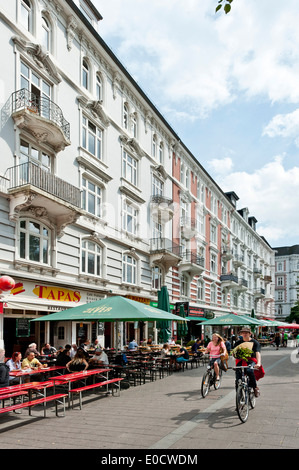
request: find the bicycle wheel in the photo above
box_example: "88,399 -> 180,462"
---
214,368 -> 222,390
236,384 -> 249,423
201,371 -> 210,398
249,388 -> 256,409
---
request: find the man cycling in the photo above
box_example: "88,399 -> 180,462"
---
234,327 -> 261,397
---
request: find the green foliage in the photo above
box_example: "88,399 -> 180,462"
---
232,347 -> 253,360
186,340 -> 195,347
285,303 -> 299,323
216,0 -> 234,14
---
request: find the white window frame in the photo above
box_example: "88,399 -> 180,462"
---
19,219 -> 51,265
122,151 -> 137,186
82,177 -> 102,218
81,240 -> 102,277
152,265 -> 162,290
82,115 -> 103,160
123,200 -> 138,235
122,254 -> 137,284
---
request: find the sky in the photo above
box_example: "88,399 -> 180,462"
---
93,0 -> 299,249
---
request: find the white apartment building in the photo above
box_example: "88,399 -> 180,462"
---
274,245 -> 299,319
0,0 -> 275,355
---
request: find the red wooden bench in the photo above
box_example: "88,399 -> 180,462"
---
0,394 -> 68,417
69,378 -> 123,409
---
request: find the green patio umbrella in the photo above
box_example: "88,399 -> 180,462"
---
157,286 -> 171,344
177,304 -> 188,337
196,312 -> 263,326
31,295 -> 188,323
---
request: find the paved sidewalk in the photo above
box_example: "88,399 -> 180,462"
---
0,347 -> 298,450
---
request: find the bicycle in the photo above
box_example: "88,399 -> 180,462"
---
201,357 -> 222,398
233,365 -> 256,423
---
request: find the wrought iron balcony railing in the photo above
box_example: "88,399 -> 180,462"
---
9,88 -> 70,140
6,162 -> 81,208
150,238 -> 181,257
180,250 -> 204,267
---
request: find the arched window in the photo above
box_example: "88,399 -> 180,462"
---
123,103 -> 129,129
20,0 -> 32,32
96,74 -> 102,101
180,274 -> 189,297
122,254 -> 137,284
19,219 -> 50,264
81,240 -> 102,276
82,59 -> 89,90
152,266 -> 162,290
42,16 -> 51,52
197,279 -> 204,301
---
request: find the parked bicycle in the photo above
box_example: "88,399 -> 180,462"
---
233,365 -> 256,423
201,358 -> 222,398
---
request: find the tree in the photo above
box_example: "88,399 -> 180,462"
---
216,0 -> 234,14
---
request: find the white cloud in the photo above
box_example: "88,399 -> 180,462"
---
263,109 -> 299,142
97,0 -> 299,118
214,155 -> 299,245
207,157 -> 234,176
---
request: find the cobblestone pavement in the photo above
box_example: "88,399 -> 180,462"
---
0,347 -> 298,451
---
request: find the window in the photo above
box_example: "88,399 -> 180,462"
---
123,254 -> 137,284
196,211 -> 204,235
152,175 -> 163,196
81,240 -> 102,276
20,140 -> 52,172
210,224 -> 217,244
123,201 -> 137,235
277,262 -> 283,271
152,266 -> 162,290
132,113 -> 137,138
122,151 -> 137,186
277,291 -> 284,301
19,219 -> 50,264
210,284 -> 216,304
82,177 -> 102,217
123,103 -> 128,130
82,116 -> 102,159
42,16 -> 51,52
58,326 -> 65,340
197,279 -> 204,301
211,253 -> 217,274
180,162 -> 184,183
20,0 -> 32,31
82,59 -> 89,90
20,61 -> 51,112
96,74 -> 102,101
152,221 -> 162,239
180,275 -> 188,297
185,169 -> 189,189
152,136 -> 157,158
277,276 -> 283,287
158,142 -> 163,164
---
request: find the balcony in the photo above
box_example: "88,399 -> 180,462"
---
235,278 -> 248,292
253,268 -> 262,278
3,162 -> 82,236
232,253 -> 245,268
221,246 -> 233,261
180,217 -> 197,240
150,195 -> 174,222
178,250 -> 205,277
9,89 -> 71,152
220,273 -> 238,289
149,238 -> 182,272
254,288 -> 266,299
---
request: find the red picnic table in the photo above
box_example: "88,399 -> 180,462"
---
9,365 -> 66,384
49,368 -> 112,408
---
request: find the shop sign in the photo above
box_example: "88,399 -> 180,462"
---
188,306 -> 205,318
32,285 -> 81,302
126,295 -> 175,310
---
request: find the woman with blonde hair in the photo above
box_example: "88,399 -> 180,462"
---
205,333 -> 227,381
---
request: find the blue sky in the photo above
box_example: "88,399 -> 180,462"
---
94,0 -> 299,248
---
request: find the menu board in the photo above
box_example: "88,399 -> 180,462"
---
16,318 -> 30,337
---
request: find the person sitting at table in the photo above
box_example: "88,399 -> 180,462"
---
24,343 -> 41,358
56,345 -> 71,367
89,348 -> 109,368
78,339 -> 91,359
6,352 -> 22,383
191,338 -> 202,356
168,337 -> 176,346
66,348 -> 89,373
22,352 -> 45,370
128,338 -> 138,351
175,346 -> 189,370
0,348 -> 10,388
70,344 -> 78,358
41,343 -> 57,357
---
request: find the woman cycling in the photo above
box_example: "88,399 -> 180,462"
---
205,333 -> 227,381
